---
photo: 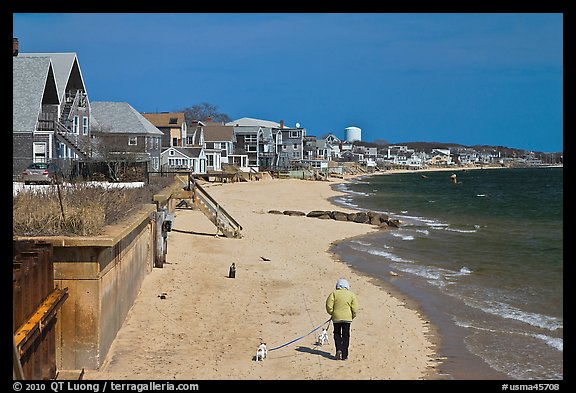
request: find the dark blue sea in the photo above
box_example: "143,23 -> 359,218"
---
330,167 -> 563,380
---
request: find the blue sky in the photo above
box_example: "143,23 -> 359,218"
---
13,13 -> 563,152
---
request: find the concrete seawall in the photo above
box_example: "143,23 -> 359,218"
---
15,203 -> 159,370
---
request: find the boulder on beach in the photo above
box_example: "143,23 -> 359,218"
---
307,210 -> 332,218
283,210 -> 306,216
331,211 -> 349,221
353,212 -> 369,223
387,219 -> 401,228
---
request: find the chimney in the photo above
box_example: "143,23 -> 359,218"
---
13,38 -> 19,56
280,120 -> 284,129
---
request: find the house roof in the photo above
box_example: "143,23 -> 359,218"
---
19,53 -> 85,103
142,112 -> 186,128
226,117 -> 284,128
13,56 -> 58,132
90,102 -> 163,135
232,125 -> 261,134
203,124 -> 234,142
162,146 -> 204,158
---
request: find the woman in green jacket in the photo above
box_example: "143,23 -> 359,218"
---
326,278 -> 358,360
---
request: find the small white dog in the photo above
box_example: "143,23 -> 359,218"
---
317,328 -> 329,346
255,343 -> 267,362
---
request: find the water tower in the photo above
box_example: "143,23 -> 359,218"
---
345,126 -> 361,142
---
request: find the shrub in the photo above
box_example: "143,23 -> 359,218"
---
13,176 -> 176,236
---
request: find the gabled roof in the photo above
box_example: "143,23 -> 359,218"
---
13,56 -> 59,132
161,146 -> 204,158
226,117 -> 284,128
19,53 -> 86,103
142,112 -> 186,128
203,124 -> 234,142
90,102 -> 163,135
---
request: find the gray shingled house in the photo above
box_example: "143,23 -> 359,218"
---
90,102 -> 164,173
13,47 -> 92,180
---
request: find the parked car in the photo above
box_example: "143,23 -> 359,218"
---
21,162 -> 63,185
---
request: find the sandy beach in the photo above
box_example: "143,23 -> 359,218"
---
83,172 -> 440,380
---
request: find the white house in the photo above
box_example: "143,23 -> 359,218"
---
160,146 -> 206,175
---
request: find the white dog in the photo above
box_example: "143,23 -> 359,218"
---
255,343 -> 267,362
317,328 -> 329,346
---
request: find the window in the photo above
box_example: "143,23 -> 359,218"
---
169,150 -> 175,156
246,145 -> 257,152
128,137 -> 137,146
172,137 -> 178,146
82,116 -> 88,135
207,155 -> 214,167
73,115 -> 79,134
293,144 -> 298,150
33,142 -> 47,162
290,131 -> 300,138
169,117 -> 178,124
293,151 -> 300,158
244,135 -> 257,143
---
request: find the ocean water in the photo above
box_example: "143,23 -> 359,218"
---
329,167 -> 563,380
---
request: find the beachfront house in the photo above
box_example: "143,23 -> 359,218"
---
273,122 -> 306,169
227,117 -> 278,170
90,101 -> 163,173
13,39 -> 92,179
202,122 -> 235,172
427,148 -> 453,166
160,146 -> 207,174
383,145 -> 426,169
324,133 -> 343,159
353,145 -> 379,168
142,112 -> 188,148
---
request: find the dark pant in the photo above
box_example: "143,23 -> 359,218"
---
333,322 -> 351,359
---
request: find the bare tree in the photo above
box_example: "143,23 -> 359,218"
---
89,125 -> 145,181
179,102 -> 232,125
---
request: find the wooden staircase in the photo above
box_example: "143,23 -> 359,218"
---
54,120 -> 89,159
55,90 -> 90,159
183,176 -> 243,238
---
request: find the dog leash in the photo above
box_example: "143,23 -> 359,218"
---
268,318 -> 332,351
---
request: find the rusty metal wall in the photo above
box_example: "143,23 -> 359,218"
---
13,240 -> 57,380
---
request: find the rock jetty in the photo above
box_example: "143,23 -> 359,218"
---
268,209 -> 400,229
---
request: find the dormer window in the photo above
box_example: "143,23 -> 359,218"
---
169,117 -> 178,124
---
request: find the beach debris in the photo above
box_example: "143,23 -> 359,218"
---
389,271 -> 399,277
260,256 -> 271,261
228,263 -> 236,278
158,292 -> 168,299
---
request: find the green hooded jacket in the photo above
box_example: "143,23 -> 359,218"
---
326,288 -> 358,323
